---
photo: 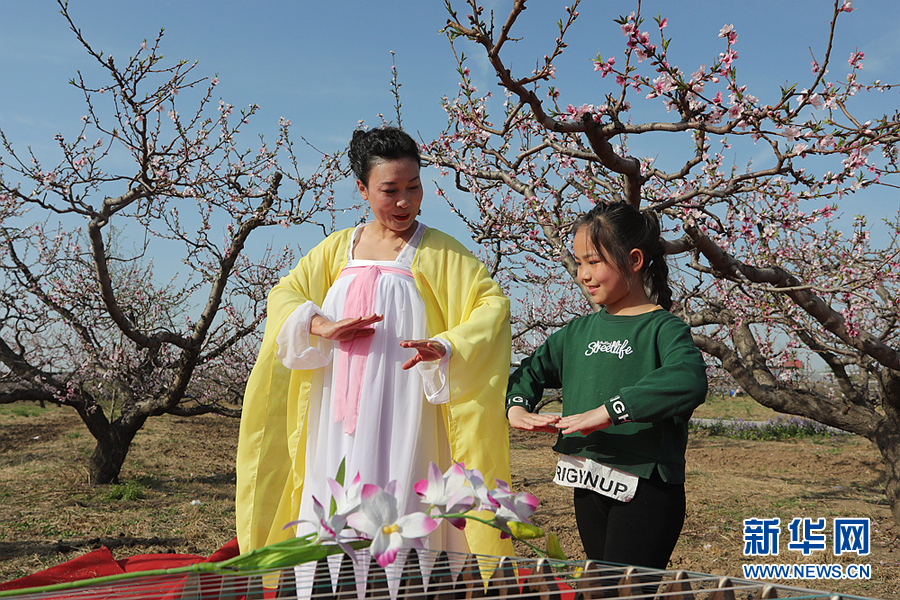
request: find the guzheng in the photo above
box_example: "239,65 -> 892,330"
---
0,547 -> 874,600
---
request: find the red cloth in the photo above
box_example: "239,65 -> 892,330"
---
0,547 -> 122,591
0,538 -> 240,592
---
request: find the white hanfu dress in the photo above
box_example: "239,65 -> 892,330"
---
274,222 -> 466,594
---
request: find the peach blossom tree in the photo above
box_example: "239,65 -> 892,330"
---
0,4 -> 348,484
426,0 -> 900,518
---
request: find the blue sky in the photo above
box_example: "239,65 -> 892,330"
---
2,0 -> 899,252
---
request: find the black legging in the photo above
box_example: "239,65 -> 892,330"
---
573,471 -> 685,569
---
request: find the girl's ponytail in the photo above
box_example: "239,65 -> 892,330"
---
640,210 -> 674,311
644,251 -> 673,311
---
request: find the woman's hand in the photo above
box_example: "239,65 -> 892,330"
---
309,313 -> 384,341
399,339 -> 446,370
556,405 -> 612,435
507,406 -> 561,433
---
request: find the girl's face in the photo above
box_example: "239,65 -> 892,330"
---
357,157 -> 423,237
573,227 -> 645,314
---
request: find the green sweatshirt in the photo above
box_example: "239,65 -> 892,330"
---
507,308 -> 708,483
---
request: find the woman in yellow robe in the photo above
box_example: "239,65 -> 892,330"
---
235,127 -> 513,559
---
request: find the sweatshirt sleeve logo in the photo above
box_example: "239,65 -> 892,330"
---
608,395 -> 632,424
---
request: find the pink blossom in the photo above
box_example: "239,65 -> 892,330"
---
782,126 -> 800,143
718,24 -> 737,43
593,56 -> 616,77
648,74 -> 675,98
719,48 -> 738,68
817,135 -> 835,151
842,148 -> 869,173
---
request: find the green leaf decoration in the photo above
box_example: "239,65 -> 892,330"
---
546,532 -> 567,560
214,536 -> 369,572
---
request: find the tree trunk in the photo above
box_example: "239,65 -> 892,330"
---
88,421 -> 141,485
874,368 -> 900,523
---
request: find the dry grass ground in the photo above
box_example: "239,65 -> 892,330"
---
1,402 -> 898,598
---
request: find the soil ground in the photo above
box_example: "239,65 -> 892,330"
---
1,403 -> 898,598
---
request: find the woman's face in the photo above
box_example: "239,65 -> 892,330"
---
357,157 -> 423,236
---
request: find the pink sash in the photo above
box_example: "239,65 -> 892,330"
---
333,264 -> 414,434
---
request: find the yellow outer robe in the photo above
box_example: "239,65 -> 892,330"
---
235,225 -> 514,558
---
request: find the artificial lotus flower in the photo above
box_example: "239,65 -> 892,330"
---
285,497 -> 346,541
413,462 -> 476,529
283,497 -> 359,559
347,482 -> 439,567
328,471 -> 363,516
287,463 -> 553,568
457,464 -> 494,511
487,478 -> 540,535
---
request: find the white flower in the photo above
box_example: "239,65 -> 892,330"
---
347,482 -> 439,567
414,462 -> 476,529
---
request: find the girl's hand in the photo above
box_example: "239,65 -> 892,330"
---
556,405 -> 612,435
399,339 -> 446,370
310,313 -> 384,341
508,406 -> 561,433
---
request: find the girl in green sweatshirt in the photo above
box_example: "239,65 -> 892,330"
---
507,201 -> 707,569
